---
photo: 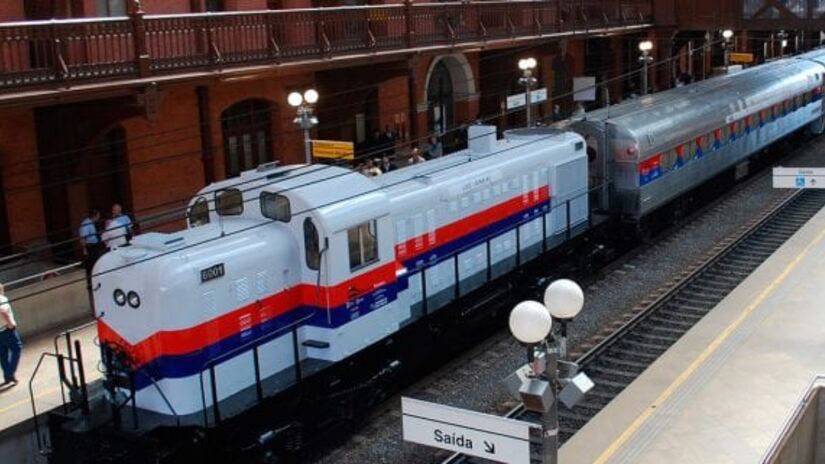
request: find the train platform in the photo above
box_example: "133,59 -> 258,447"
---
560,198 -> 825,463
0,319 -> 100,459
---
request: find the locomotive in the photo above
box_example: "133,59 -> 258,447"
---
43,49 -> 825,462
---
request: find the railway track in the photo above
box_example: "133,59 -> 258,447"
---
447,188 -> 825,463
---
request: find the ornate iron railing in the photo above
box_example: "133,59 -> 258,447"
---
0,0 -> 652,91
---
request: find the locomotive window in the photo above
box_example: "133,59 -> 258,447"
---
304,218 -> 320,270
188,196 -> 210,227
216,189 -> 243,216
260,192 -> 291,222
348,221 -> 379,271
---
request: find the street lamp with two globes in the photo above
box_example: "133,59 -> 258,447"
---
288,89 -> 319,164
638,40 -> 654,95
506,279 -> 593,464
722,29 -> 734,72
518,57 -> 538,127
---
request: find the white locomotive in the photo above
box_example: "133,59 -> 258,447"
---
93,126 -> 589,418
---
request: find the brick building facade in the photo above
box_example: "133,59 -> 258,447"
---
0,0 -> 809,261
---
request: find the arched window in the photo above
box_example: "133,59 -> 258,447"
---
222,99 -> 273,178
427,61 -> 454,138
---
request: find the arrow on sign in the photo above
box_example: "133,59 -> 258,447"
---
484,441 -> 496,454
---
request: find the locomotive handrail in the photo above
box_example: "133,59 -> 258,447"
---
29,344 -> 90,455
131,365 -> 181,426
52,319 -> 98,408
197,308 -> 317,426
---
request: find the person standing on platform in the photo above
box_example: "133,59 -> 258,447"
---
78,209 -> 102,274
425,135 -> 443,160
551,104 -> 564,122
0,283 -> 21,387
106,203 -> 133,249
381,156 -> 397,173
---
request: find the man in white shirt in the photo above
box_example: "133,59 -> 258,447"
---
104,203 -> 133,250
0,283 -> 21,386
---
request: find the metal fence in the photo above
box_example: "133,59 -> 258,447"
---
0,0 -> 652,90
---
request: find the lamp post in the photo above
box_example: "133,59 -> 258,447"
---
518,57 -> 538,127
638,40 -> 653,95
507,279 -> 591,464
722,29 -> 733,73
288,89 -> 319,165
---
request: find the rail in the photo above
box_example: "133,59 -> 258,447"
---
0,0 -> 652,91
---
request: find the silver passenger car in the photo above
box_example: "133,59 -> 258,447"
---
572,54 -> 825,220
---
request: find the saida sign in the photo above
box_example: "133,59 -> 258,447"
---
401,397 -> 542,464
312,140 -> 354,160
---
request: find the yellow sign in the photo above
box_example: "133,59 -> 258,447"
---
729,52 -> 754,64
311,140 -> 354,160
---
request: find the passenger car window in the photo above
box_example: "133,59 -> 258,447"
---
685,141 -> 696,161
188,196 -> 210,227
661,149 -> 677,171
260,192 -> 291,222
215,189 -> 243,216
348,221 -> 379,271
699,134 -> 712,151
304,218 -> 320,270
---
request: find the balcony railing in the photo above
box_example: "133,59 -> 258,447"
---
0,1 -> 652,92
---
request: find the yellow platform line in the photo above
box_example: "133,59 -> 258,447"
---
594,221 -> 825,464
0,372 -> 101,416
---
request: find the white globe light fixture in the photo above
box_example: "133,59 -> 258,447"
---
722,29 -> 733,40
303,88 -> 319,104
543,279 -> 584,320
287,91 -> 303,108
518,57 -> 537,71
638,40 -> 653,52
509,300 -> 553,344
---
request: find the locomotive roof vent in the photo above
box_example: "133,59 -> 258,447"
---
256,161 -> 280,172
468,125 -> 497,155
504,127 -> 565,140
130,232 -> 187,252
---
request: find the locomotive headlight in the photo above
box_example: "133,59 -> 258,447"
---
113,289 -> 126,306
127,291 -> 141,309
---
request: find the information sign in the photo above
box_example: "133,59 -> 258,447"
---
401,397 -> 541,464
